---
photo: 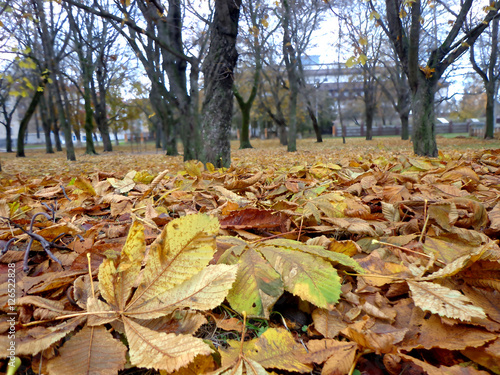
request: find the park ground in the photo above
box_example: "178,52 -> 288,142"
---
2,135 -> 500,178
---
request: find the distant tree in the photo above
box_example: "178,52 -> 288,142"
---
370,0 -> 500,156
31,0 -> 75,160
458,77 -> 486,120
64,1 -> 97,154
233,0 -> 275,149
470,17 -> 500,139
0,63 -> 24,152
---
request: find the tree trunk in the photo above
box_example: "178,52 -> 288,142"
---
278,123 -> 288,146
412,78 -> 438,156
55,72 -> 76,160
201,0 -> 241,167
401,113 -> 410,140
39,96 -> 54,153
83,84 -> 97,154
16,73 -> 49,157
5,120 -> 12,153
34,0 -> 75,160
365,110 -> 373,141
485,83 -> 495,139
238,101 -> 253,149
46,92 -> 62,152
149,87 -> 178,155
306,105 -> 322,143
282,0 -> 297,152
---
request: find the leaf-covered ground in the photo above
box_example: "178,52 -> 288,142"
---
1,137 -> 500,375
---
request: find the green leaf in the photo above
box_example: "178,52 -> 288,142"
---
259,245 -> 341,309
226,248 -> 284,318
265,238 -> 364,274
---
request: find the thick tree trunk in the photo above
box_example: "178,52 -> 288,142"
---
282,0 -> 297,152
412,78 -> 438,157
485,83 -> 495,139
201,0 -> 241,167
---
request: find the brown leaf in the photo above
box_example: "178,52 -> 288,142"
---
220,208 -> 291,231
312,308 -> 347,338
46,326 -> 127,375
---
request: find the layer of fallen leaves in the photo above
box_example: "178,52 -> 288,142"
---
1,138 -> 500,375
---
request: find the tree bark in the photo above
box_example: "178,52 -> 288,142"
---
401,112 -> 410,140
282,0 -> 298,152
236,98 -> 253,149
411,77 -> 438,156
5,120 -> 12,153
485,82 -> 495,139
201,0 -> 241,167
306,102 -> 322,143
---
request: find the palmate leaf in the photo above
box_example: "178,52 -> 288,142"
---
99,220 -> 145,311
259,245 -> 341,310
128,264 -> 238,319
12,317 -> 86,357
123,316 -> 212,372
92,214 -> 238,372
407,280 -> 486,321
265,238 -> 364,274
46,326 -> 127,375
125,214 -> 219,313
226,247 -> 284,318
220,328 -> 312,373
218,237 -> 357,317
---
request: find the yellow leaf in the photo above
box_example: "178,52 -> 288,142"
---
369,11 -> 381,20
99,220 -> 145,310
245,328 -> 312,372
129,263 -> 238,319
358,54 -> 368,65
419,65 -> 435,79
358,36 -> 368,46
184,160 -> 204,177
345,56 -> 356,68
221,328 -> 312,372
74,175 -> 96,195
